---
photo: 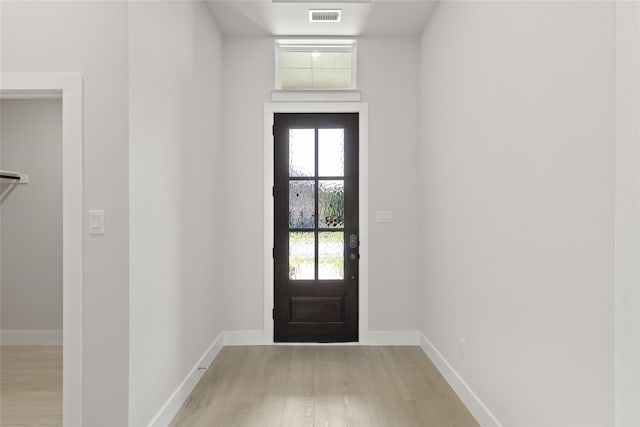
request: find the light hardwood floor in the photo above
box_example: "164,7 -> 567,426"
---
170,346 -> 479,427
0,345 -> 62,426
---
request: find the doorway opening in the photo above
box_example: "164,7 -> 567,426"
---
1,72 -> 83,426
1,97 -> 63,424
264,102 -> 369,344
273,113 -> 359,342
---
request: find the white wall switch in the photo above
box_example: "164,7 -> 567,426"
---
88,210 -> 105,235
376,210 -> 393,223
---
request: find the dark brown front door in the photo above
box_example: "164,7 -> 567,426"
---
274,113 -> 359,342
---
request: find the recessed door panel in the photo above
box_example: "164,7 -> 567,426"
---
290,297 -> 343,323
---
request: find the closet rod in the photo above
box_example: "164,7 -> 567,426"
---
0,170 -> 23,180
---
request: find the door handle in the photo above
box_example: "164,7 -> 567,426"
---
349,233 -> 358,249
349,233 -> 359,279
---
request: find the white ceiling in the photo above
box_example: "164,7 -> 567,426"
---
204,1 -> 439,37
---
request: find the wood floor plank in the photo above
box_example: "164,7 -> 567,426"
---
378,346 -> 479,427
342,346 -> 382,427
0,345 -> 62,427
365,347 -> 421,427
171,346 -> 269,427
411,396 -> 480,427
170,347 -> 249,427
380,346 -> 449,400
280,346 -> 314,427
170,346 -> 479,427
313,347 -> 349,427
243,346 -> 289,426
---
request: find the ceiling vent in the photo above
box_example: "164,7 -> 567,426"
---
308,9 -> 342,23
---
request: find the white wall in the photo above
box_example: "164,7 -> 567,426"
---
419,2 -> 615,426
221,36 -> 422,333
615,2 -> 640,426
1,2 -> 130,425
360,38 -> 422,330
221,37 -> 272,331
128,2 -> 224,426
1,99 -> 62,334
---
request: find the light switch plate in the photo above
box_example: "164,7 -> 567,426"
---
88,210 -> 105,235
376,210 -> 393,223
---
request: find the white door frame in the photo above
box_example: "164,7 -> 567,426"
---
1,72 -> 84,427
263,102 -> 369,344
614,3 -> 640,425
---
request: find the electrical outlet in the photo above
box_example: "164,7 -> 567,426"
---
459,338 -> 468,360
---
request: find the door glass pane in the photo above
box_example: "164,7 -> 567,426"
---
318,128 -> 344,177
289,129 -> 315,177
319,232 -> 344,280
289,180 -> 315,228
289,232 -> 315,280
318,180 -> 344,228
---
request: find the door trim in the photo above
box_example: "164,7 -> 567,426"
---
264,102 -> 369,344
1,72 -> 84,427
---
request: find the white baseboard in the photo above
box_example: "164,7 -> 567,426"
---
147,332 -> 225,427
224,330 -> 269,345
223,329 -> 420,346
1,329 -> 62,345
367,330 -> 419,345
419,332 -> 502,427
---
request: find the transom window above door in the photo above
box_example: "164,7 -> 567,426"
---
275,39 -> 357,90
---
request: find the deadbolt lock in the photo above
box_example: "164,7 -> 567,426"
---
349,233 -> 358,249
